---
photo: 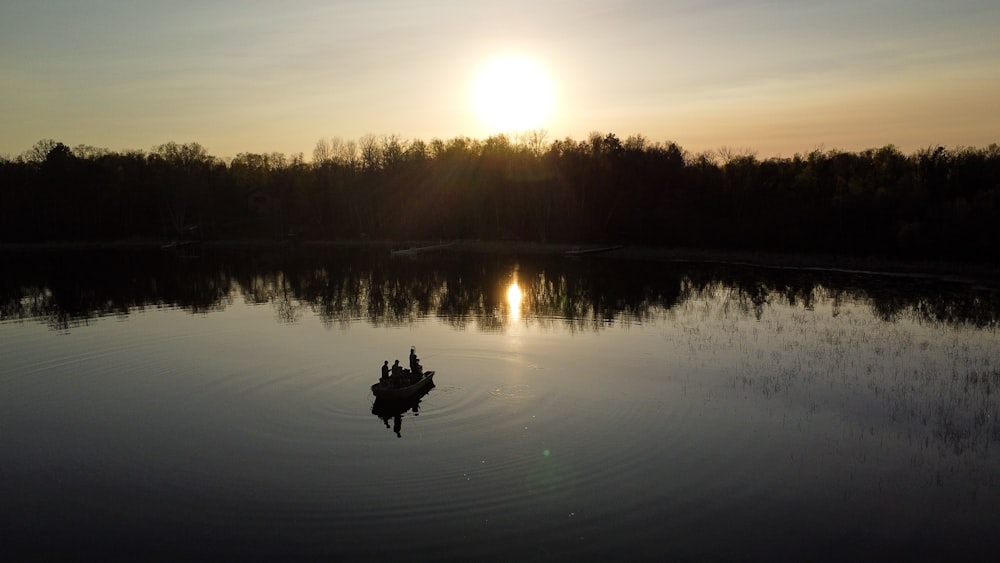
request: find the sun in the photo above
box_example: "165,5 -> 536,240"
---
471,55 -> 555,133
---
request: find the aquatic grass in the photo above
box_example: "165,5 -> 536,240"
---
663,282 -> 1000,489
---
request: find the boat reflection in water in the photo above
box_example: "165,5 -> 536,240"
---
371,382 -> 435,438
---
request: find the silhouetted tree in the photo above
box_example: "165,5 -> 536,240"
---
2,136 -> 998,263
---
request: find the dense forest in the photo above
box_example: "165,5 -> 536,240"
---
2,134 -> 998,262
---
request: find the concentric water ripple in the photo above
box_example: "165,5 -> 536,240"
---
4,281 -> 1000,561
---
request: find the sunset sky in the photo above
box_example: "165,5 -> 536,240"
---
3,0 -> 998,160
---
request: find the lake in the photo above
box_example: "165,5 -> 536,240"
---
2,247 -> 998,561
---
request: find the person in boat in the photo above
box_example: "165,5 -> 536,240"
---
380,360 -> 389,384
391,360 -> 403,385
409,346 -> 421,375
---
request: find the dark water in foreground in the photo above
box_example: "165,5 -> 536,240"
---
2,248 -> 999,561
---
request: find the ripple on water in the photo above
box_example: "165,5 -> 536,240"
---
489,383 -> 535,400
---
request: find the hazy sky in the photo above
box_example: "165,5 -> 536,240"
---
3,0 -> 998,159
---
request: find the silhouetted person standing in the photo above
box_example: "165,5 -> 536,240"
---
409,346 -> 421,374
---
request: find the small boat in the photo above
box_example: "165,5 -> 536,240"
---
564,245 -> 622,257
371,371 -> 435,400
391,242 -> 456,257
160,239 -> 200,250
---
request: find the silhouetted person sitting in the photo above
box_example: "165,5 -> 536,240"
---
391,360 -> 403,385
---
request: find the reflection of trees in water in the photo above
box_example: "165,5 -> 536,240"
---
679,264 -> 1000,329
5,248 -> 996,490
0,250 -> 233,330
1,249 -> 998,332
237,253 -> 665,331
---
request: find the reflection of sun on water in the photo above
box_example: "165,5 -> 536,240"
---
506,280 -> 523,323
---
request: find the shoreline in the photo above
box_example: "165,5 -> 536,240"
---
2,239 -> 998,285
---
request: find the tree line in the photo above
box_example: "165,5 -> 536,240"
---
2,134 -> 998,262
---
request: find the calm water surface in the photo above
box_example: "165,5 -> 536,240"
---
2,248 -> 999,561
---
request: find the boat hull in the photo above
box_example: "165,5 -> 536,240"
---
371,371 -> 435,400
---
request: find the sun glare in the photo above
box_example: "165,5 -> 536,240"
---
472,55 -> 555,133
